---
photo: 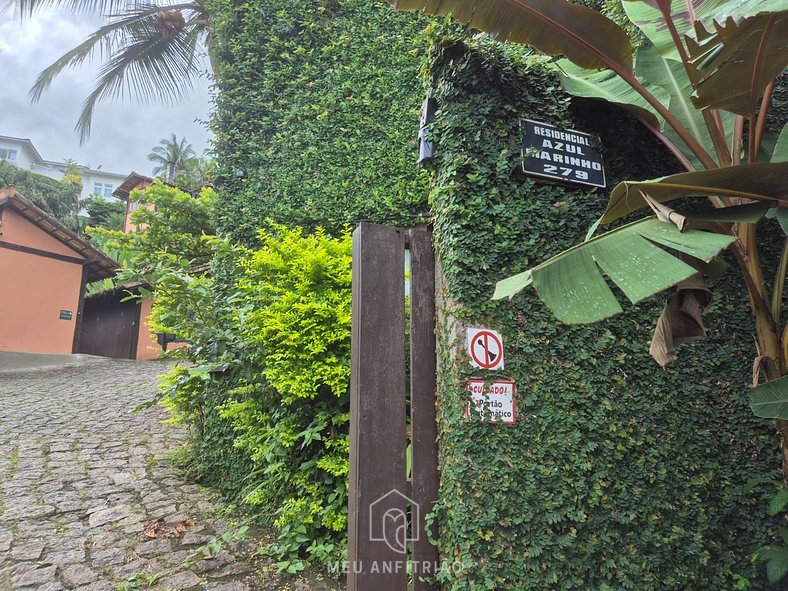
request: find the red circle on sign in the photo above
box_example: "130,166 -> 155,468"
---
470,330 -> 503,369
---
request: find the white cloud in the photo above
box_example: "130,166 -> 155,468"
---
0,9 -> 212,176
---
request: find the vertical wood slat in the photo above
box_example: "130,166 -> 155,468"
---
71,264 -> 90,354
408,227 -> 440,590
348,223 -> 407,591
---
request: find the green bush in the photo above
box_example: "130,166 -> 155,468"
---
151,226 -> 352,567
220,226 -> 352,569
94,183 -> 353,567
237,227 -> 352,403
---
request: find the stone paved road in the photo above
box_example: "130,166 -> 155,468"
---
0,358 -> 260,591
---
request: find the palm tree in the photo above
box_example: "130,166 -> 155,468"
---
148,133 -> 196,184
1,0 -> 211,142
173,154 -> 213,190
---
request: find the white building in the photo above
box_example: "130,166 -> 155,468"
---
0,134 -> 128,200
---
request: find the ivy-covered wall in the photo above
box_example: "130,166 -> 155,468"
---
426,37 -> 780,590
209,0 -> 430,242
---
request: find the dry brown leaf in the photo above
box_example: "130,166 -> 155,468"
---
177,518 -> 195,532
752,355 -> 770,387
143,520 -> 162,538
143,518 -> 191,539
649,273 -> 712,368
642,192 -> 688,231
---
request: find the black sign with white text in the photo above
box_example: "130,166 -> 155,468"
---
522,119 -> 606,188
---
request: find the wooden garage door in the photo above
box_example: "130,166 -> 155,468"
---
77,292 -> 140,359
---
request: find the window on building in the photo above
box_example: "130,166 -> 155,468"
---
92,182 -> 114,197
0,148 -> 17,162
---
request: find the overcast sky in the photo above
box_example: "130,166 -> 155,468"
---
0,9 -> 212,175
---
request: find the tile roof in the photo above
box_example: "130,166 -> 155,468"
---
0,186 -> 118,282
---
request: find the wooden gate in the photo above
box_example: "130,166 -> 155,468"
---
348,223 -> 439,591
76,290 -> 140,359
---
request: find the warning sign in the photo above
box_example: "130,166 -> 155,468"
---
465,380 -> 516,424
466,327 -> 504,370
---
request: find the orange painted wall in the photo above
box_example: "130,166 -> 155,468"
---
135,298 -> 161,360
0,209 -> 84,354
2,209 -> 83,258
123,185 -> 153,233
134,298 -> 185,360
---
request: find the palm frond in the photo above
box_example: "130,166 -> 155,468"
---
23,1 -> 208,141
148,145 -> 169,160
29,2 -> 204,101
146,133 -> 196,178
1,0 -> 126,18
73,16 -> 204,141
4,0 -> 204,19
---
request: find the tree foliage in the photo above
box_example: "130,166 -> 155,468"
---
0,159 -> 81,231
88,179 -> 216,273
147,133 -> 198,184
83,195 -> 125,229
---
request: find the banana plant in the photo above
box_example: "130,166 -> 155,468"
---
389,0 -> 788,475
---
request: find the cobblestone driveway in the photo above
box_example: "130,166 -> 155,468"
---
0,358 -> 258,591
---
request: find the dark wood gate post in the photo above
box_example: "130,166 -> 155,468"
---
348,223 -> 440,591
348,223 -> 407,591
408,227 -> 440,588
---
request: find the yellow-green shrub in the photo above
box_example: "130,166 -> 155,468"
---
220,226 -> 352,569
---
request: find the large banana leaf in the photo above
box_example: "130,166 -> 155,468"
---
688,10 -> 788,114
622,0 -> 706,61
387,0 -> 633,72
636,44 -> 733,168
554,58 -> 667,129
556,45 -> 732,169
750,375 -> 788,419
623,0 -> 788,61
600,162 -> 788,224
636,48 -> 703,143
699,0 -> 788,26
492,217 -> 735,324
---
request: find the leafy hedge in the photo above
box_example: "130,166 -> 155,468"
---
208,0 -> 430,241
425,35 -> 781,590
153,227 -> 352,569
